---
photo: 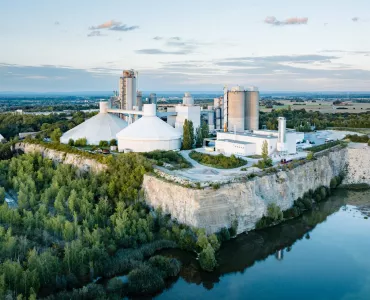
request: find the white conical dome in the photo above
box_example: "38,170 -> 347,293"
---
117,104 -> 182,152
60,113 -> 128,145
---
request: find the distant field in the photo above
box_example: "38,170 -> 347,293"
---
260,100 -> 370,114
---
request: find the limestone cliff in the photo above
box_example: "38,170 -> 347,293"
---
143,147 -> 369,234
15,143 -> 107,173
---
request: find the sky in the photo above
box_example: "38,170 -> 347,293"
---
1,0 -> 370,92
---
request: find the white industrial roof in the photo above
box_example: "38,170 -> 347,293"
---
60,113 -> 128,145
117,116 -> 181,141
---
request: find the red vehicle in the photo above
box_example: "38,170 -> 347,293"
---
280,158 -> 293,164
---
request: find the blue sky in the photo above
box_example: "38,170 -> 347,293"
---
1,0 -> 370,92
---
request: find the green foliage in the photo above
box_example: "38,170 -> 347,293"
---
182,119 -> 195,150
330,177 -> 338,188
50,128 -> 62,143
208,234 -> 220,251
143,150 -> 191,169
110,139 -> 118,146
0,187 -> 5,204
345,134 -> 370,143
261,140 -> 269,161
283,207 -> 300,219
189,151 -> 247,169
0,143 -> 13,160
99,140 -> 109,147
199,244 -> 217,272
211,183 -> 220,190
229,220 -> 238,237
148,255 -> 181,278
307,141 -> 342,153
267,203 -> 283,221
127,264 -> 165,294
195,120 -> 209,147
67,139 -> 74,146
74,138 -> 87,147
218,227 -> 230,242
307,152 -> 314,160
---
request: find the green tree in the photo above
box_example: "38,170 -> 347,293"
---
0,187 -> 5,205
201,120 -> 209,140
50,128 -> 62,143
110,139 -> 117,146
261,140 -> 269,161
199,244 -> 217,271
195,126 -> 202,148
99,140 -> 109,147
68,139 -> 74,146
182,119 -> 194,150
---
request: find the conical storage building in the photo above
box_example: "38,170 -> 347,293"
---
116,104 -> 182,152
60,102 -> 128,145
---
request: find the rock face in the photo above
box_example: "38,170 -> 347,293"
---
15,143 -> 107,173
143,147 -> 369,234
342,146 -> 370,185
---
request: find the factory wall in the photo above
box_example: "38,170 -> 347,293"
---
175,106 -> 201,133
216,140 -> 256,156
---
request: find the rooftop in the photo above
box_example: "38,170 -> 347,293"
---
217,139 -> 255,145
218,131 -> 277,139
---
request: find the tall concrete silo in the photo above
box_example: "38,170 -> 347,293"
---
149,93 -> 157,104
136,91 -> 143,110
245,87 -> 260,130
227,86 -> 245,132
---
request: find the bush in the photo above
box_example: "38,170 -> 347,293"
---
74,138 -> 87,147
189,151 -> 247,169
127,265 -> 165,294
345,134 -> 369,143
267,203 -> 283,221
148,256 -> 181,278
0,187 -> 5,204
211,183 -> 220,190
99,140 -> 109,147
255,216 -> 274,229
307,141 -> 342,153
110,139 -> 118,146
208,234 -> 220,251
307,152 -> 314,160
301,198 -> 313,210
283,207 -> 300,219
106,277 -> 125,294
143,150 -> 191,169
67,139 -> 74,146
199,244 -> 217,272
330,177 -> 337,189
294,198 -> 306,210
218,227 -> 230,242
229,220 -> 238,237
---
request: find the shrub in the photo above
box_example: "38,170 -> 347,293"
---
148,256 -> 181,278
294,198 -> 305,210
127,265 -> 165,294
110,139 -> 118,146
301,198 -> 313,210
0,187 -> 5,204
199,244 -> 217,272
74,138 -> 87,147
208,234 -> 220,251
330,177 -> 338,189
229,219 -> 238,237
211,183 -> 220,190
255,216 -> 273,229
219,227 -> 230,242
320,186 -> 327,199
99,140 -> 109,147
106,277 -> 125,294
283,207 -> 300,219
189,151 -> 247,169
307,152 -> 314,160
67,139 -> 74,146
267,203 -> 283,221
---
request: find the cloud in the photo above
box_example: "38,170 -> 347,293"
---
109,25 -> 139,31
87,31 -> 105,37
320,50 -> 370,55
169,37 -> 181,41
89,20 -> 121,30
153,36 -> 163,40
265,16 -> 308,26
352,17 -> 359,22
135,49 -> 191,55
54,21 -> 60,26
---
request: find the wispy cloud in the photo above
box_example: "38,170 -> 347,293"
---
153,36 -> 163,40
265,16 -> 308,26
54,21 -> 60,26
89,20 -> 139,33
109,25 -> 139,31
135,49 -> 191,55
352,17 -> 359,22
87,30 -> 105,37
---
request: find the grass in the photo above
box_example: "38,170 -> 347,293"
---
189,151 -> 247,169
143,150 -> 192,170
247,155 -> 263,159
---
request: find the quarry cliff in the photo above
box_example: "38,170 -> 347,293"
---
143,145 -> 370,234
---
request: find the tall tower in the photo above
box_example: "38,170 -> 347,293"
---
277,117 -> 287,152
245,87 -> 260,130
149,93 -> 157,105
119,70 -> 136,111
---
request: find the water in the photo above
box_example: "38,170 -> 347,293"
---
156,190 -> 370,300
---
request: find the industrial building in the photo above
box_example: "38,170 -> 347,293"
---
116,104 -> 182,152
215,117 -> 304,156
119,70 -> 137,111
223,86 -> 260,132
60,102 -> 128,145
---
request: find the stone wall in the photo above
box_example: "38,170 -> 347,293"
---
15,143 -> 107,173
143,148 -> 350,234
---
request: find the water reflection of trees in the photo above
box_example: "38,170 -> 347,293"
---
177,193 -> 347,289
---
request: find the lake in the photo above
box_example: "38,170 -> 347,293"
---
155,189 -> 370,300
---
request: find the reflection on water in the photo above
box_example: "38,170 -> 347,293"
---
156,189 -> 370,300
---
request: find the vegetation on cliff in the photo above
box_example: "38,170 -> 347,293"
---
189,151 -> 247,169
0,152 -> 228,298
